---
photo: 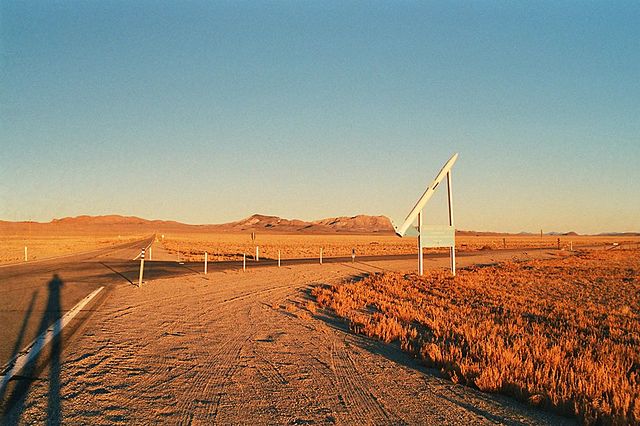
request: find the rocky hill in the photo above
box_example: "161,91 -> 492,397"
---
222,214 -> 394,233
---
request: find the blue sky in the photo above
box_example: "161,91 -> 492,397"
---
1,1 -> 638,233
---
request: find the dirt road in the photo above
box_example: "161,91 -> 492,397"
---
1,248 -> 574,424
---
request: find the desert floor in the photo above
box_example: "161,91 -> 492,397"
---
1,244 -> 575,425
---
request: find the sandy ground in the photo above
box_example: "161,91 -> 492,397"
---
1,250 -> 575,424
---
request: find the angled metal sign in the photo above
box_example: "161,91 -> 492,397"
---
394,153 -> 458,237
394,153 -> 459,276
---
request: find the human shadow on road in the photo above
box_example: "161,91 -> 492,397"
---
1,274 -> 64,425
98,261 -> 196,286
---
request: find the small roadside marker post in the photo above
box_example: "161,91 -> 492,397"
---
24,246 -> 28,262
138,248 -> 145,287
570,241 -> 573,251
243,253 -> 246,272
557,238 -> 561,250
204,252 -> 208,275
351,248 -> 355,263
320,248 -> 323,265
503,238 -> 506,249
278,250 -> 281,267
256,246 -> 259,262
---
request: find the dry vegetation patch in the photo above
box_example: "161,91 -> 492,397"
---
159,233 -> 417,261
313,249 -> 640,424
158,232 -> 637,262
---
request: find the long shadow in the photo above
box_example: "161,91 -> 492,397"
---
97,261 -> 197,285
2,274 -> 63,425
99,262 -> 134,286
0,292 -> 38,402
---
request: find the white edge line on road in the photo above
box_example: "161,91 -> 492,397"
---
0,286 -> 104,392
132,241 -> 154,261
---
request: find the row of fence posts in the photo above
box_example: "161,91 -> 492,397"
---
200,246 -> 357,274
131,237 -> 637,288
132,238 -> 636,286
500,239 -> 575,251
133,244 -> 360,286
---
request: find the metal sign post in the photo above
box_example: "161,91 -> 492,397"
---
417,212 -> 423,276
447,170 -> 455,276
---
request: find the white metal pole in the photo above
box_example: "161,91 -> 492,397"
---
24,246 -> 28,262
320,247 -> 323,265
138,248 -> 145,287
204,251 -> 208,274
278,250 -> 281,267
256,246 -> 259,262
243,253 -> 246,271
447,171 -> 456,276
418,211 -> 423,276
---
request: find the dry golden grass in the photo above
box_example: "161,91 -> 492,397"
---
159,232 -> 639,262
0,234 -> 143,264
313,248 -> 640,424
160,233 -> 414,261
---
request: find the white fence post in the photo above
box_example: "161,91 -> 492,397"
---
320,247 -> 323,265
204,251 -> 208,274
243,253 -> 246,271
278,250 -> 281,267
138,248 -> 145,287
256,246 -> 259,262
24,246 -> 28,262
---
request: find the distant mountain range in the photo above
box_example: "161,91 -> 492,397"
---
0,214 -> 395,234
1,214 -> 638,236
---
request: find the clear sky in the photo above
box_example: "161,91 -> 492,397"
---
1,1 -> 638,234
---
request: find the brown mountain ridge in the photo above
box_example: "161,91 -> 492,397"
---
0,214 -> 395,234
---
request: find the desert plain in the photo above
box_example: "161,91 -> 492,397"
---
0,216 -> 639,425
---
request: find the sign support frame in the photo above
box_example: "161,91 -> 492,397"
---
394,153 -> 458,277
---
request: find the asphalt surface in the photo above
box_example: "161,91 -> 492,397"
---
0,236 -> 194,368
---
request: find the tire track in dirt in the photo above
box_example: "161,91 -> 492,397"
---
329,338 -> 396,424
